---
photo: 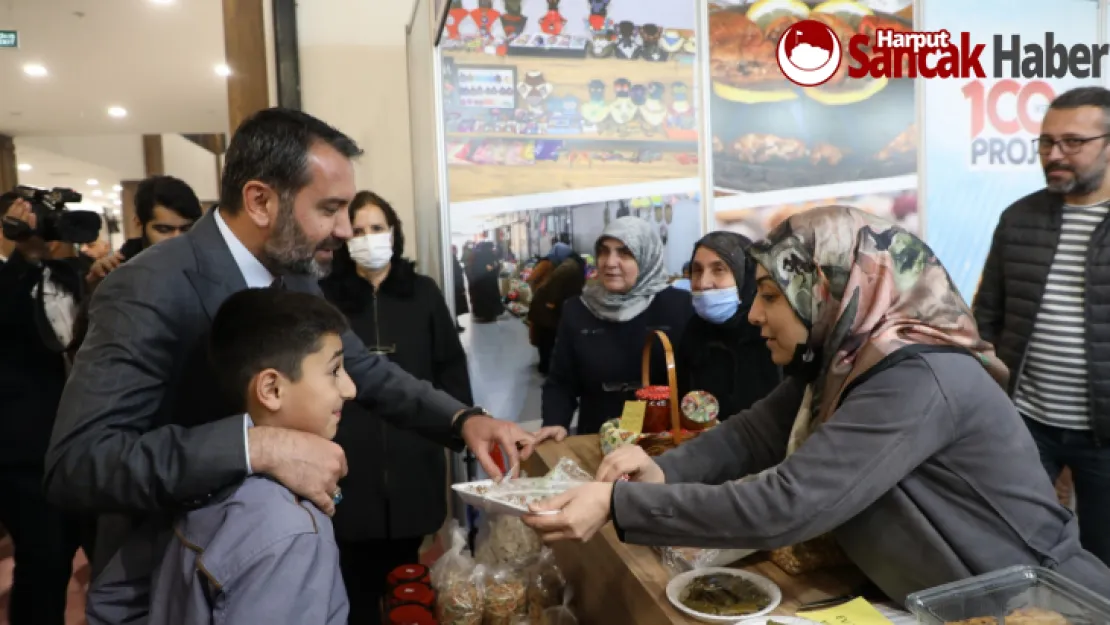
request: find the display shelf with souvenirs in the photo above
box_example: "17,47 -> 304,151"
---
707,0 -> 917,194
439,0 -> 702,203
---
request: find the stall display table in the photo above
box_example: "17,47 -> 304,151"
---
523,435 -> 864,624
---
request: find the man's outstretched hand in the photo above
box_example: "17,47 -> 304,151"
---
461,415 -> 536,482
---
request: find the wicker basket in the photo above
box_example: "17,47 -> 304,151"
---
634,330 -> 702,457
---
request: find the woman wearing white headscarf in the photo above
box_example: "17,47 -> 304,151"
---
535,217 -> 694,442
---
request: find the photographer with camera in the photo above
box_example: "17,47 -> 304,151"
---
0,187 -> 101,625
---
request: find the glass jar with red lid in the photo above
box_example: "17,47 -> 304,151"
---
387,563 -> 431,588
635,386 -> 672,434
387,604 -> 437,625
386,583 -> 436,612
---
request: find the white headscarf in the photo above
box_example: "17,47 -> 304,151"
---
580,217 -> 669,323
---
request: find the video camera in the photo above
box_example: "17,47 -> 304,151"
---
1,185 -> 103,244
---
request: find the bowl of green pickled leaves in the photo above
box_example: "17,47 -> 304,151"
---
665,567 -> 781,623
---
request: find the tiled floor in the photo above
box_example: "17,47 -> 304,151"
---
0,537 -> 88,625
0,313 -> 545,625
458,312 -> 544,428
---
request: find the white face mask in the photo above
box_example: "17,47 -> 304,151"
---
348,231 -> 393,270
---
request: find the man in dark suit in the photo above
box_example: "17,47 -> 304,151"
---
44,108 -> 534,622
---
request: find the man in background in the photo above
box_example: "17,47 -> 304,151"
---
974,86 -> 1110,566
85,175 -> 201,289
0,192 -> 86,625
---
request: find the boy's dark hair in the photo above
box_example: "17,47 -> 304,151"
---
209,288 -> 350,411
135,175 -> 203,226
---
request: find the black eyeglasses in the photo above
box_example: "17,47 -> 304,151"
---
1034,134 -> 1110,155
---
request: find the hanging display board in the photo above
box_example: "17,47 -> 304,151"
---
920,0 -> 1102,301
439,0 -> 702,205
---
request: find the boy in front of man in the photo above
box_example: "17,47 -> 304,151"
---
147,288 -> 354,624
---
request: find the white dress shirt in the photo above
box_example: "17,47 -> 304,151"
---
213,209 -> 274,474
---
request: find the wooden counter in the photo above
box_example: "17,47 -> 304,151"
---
523,435 -> 863,625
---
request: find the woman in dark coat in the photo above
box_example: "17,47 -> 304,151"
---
319,191 -> 473,625
676,232 -> 781,419
535,217 -> 694,441
528,244 -> 585,375
467,240 -> 504,322
451,244 -> 468,332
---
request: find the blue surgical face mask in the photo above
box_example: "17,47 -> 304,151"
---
692,287 -> 740,324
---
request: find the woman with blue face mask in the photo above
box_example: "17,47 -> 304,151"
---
676,231 -> 781,420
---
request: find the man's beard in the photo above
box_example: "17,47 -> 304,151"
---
1044,154 -> 1109,196
261,196 -> 341,279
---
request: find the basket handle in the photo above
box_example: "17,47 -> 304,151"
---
641,330 -> 681,437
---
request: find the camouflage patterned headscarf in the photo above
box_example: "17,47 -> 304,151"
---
747,206 -> 1008,447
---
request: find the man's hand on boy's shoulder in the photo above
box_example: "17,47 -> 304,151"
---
247,426 -> 348,516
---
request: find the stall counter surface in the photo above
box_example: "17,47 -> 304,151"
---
523,435 -> 865,624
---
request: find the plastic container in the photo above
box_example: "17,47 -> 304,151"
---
906,565 -> 1110,624
388,563 -> 431,588
387,603 -> 437,625
386,583 -> 436,611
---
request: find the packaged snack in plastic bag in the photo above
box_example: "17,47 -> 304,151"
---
655,546 -> 756,575
527,548 -> 566,622
431,521 -> 485,625
475,514 -> 543,568
483,565 -> 527,625
543,457 -> 593,483
540,588 -> 578,625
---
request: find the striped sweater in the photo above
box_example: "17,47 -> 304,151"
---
1014,202 -> 1110,430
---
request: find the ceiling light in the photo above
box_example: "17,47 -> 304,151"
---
112,184 -> 122,192
87,179 -> 99,186
17,163 -> 31,172
91,189 -> 103,197
149,0 -> 174,4
214,63 -> 231,77
108,193 -> 119,200
107,106 -> 127,118
23,64 -> 47,78
113,199 -> 122,206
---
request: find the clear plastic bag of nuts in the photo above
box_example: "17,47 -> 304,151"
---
431,521 -> 485,625
527,549 -> 566,622
483,565 -> 527,625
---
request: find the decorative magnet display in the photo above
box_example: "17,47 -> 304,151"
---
614,21 -> 641,60
517,71 -> 554,116
540,0 -> 567,36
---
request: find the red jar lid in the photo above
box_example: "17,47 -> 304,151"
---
390,583 -> 435,608
388,604 -> 436,625
636,386 -> 671,401
387,563 -> 430,587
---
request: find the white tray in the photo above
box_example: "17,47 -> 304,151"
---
665,567 -> 782,623
451,478 -> 578,517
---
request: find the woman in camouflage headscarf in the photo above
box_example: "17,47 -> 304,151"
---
525,206 -> 1110,605
745,205 -> 1009,450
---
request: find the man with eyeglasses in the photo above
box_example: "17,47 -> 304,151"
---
974,86 -> 1110,567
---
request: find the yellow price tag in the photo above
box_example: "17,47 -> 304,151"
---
797,597 -> 895,625
619,401 -> 647,435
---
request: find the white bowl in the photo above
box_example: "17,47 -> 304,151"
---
665,567 -> 782,623
735,618 -> 822,625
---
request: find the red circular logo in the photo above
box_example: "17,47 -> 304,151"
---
776,19 -> 843,87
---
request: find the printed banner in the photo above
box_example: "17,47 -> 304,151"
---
707,0 -> 917,198
921,0 -> 1101,301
